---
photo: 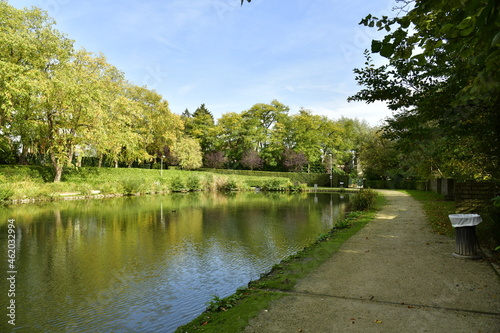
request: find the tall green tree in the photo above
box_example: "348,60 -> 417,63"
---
242,100 -> 290,151
182,103 -> 216,152
349,0 -> 500,180
42,50 -> 116,181
286,109 -> 323,172
216,112 -> 255,166
125,84 -> 183,165
0,2 -> 73,165
172,137 -> 202,170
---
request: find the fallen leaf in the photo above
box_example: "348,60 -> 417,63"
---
407,306 -> 414,309
374,320 -> 383,324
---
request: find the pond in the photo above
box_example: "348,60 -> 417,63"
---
0,191 -> 349,332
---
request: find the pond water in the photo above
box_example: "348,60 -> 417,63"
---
0,192 -> 349,332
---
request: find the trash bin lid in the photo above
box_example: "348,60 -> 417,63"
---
448,214 -> 482,227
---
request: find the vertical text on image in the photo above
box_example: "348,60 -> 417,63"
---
6,219 -> 17,326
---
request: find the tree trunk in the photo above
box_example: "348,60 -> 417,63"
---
53,163 -> 63,182
19,145 -> 28,165
67,146 -> 74,166
51,153 -> 63,182
98,154 -> 103,168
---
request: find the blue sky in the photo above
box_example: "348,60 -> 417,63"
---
11,0 -> 396,125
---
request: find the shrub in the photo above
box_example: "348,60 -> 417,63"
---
0,184 -> 14,200
170,176 -> 186,192
186,175 -> 202,191
218,178 -> 240,191
349,189 -> 378,211
261,178 -> 291,191
121,178 -> 145,194
288,182 -> 307,192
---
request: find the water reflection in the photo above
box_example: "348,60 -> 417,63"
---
0,192 -> 348,332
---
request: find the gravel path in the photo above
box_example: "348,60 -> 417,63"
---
243,190 -> 500,332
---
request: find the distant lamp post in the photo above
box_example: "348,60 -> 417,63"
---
160,155 -> 165,176
328,153 -> 333,188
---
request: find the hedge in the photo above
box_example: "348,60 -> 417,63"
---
364,180 -> 427,190
199,168 -> 349,187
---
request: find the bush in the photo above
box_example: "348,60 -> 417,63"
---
0,184 -> 14,200
218,178 -> 240,192
261,178 -> 292,191
288,182 -> 308,192
170,176 -> 186,192
349,189 -> 378,211
186,175 -> 202,191
199,168 -> 347,186
121,178 -> 145,194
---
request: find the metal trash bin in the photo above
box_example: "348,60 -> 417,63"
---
448,214 -> 482,259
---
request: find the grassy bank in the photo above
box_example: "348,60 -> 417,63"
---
0,165 -> 307,202
175,194 -> 386,333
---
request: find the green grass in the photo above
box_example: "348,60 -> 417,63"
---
174,194 -> 386,333
402,190 -> 456,237
0,165 -> 306,202
403,189 -> 500,262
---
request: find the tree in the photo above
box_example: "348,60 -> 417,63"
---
172,137 -> 202,170
242,100 -> 290,151
349,0 -> 500,180
286,109 -> 330,173
204,151 -> 228,169
241,100 -> 290,169
182,103 -> 216,152
336,117 -> 374,173
240,149 -> 263,170
42,50 -> 117,181
0,3 -> 73,166
282,148 -> 308,172
126,84 -> 183,164
359,132 -> 400,180
216,112 -> 254,166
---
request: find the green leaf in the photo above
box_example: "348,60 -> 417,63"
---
371,40 -> 382,53
492,31 -> 500,46
380,43 -> 394,58
440,23 -> 455,34
398,17 -> 411,29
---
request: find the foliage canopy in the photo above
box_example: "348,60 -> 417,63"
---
349,0 -> 500,180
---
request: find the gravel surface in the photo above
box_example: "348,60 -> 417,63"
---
243,190 -> 500,333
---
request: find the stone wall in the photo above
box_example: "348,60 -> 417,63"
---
428,178 -> 454,196
454,181 -> 497,213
